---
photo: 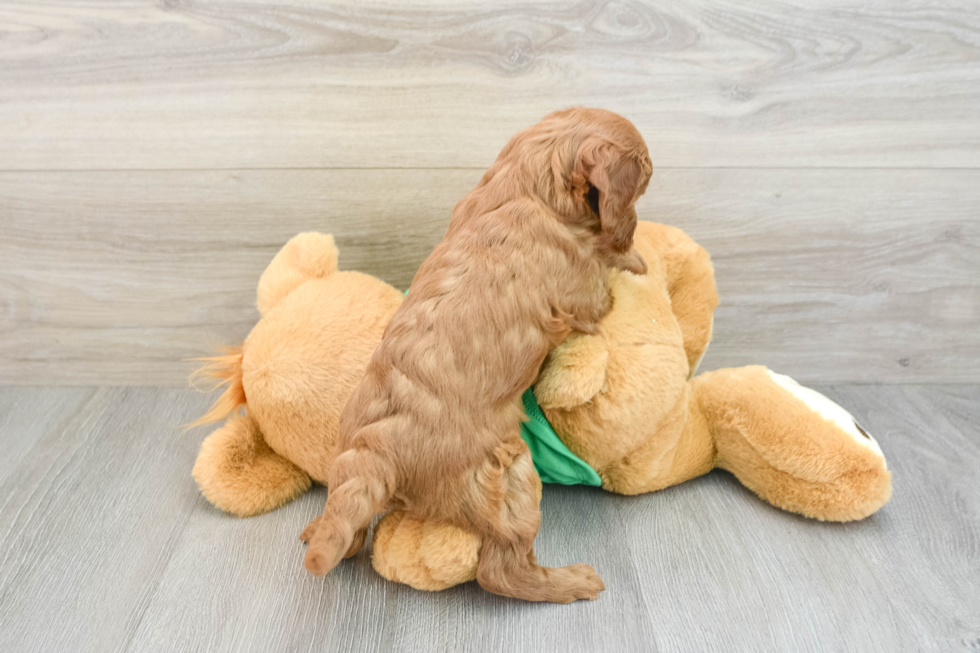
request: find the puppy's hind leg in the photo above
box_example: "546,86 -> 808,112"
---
302,435 -> 395,576
472,438 -> 605,603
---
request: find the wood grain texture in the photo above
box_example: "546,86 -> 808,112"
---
0,388 -> 91,483
2,168 -> 977,385
0,385 -> 977,652
1,0 -> 980,169
0,388 -> 212,653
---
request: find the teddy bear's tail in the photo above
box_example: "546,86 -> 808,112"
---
187,344 -> 313,516
187,345 -> 246,429
187,233 -> 340,431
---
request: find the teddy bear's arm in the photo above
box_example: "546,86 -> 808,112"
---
664,241 -> 718,377
634,223 -> 719,377
533,333 -> 610,409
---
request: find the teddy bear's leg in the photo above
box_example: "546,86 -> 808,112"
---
371,511 -> 482,591
193,413 -> 312,517
693,366 -> 892,521
597,383 -> 718,495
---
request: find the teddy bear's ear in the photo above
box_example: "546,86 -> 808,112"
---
256,233 -> 339,316
534,334 -> 610,410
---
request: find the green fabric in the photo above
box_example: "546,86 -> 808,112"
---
519,388 -> 603,487
402,288 -> 600,486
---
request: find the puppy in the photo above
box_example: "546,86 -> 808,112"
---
301,108 -> 653,603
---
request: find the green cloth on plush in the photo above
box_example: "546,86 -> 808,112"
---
519,388 -> 602,487
402,288 -> 601,486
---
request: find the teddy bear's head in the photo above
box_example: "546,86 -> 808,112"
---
531,222 -> 717,493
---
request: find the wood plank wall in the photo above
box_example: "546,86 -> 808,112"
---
1,0 -> 978,385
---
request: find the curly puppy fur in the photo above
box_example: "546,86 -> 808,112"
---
301,108 -> 653,603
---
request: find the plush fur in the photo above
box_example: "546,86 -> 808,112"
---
299,108 -> 653,603
372,511 -> 483,591
190,214 -> 890,596
190,219 -> 892,593
370,221 -> 892,589
191,231 -> 404,517
192,414 -> 311,517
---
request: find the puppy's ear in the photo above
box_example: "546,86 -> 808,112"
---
574,139 -> 652,253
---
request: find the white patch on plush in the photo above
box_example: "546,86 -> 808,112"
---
767,370 -> 886,464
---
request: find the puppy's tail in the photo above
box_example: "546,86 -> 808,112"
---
304,440 -> 396,576
186,345 -> 246,430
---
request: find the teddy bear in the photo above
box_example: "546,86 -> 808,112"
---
190,221 -> 892,591
368,221 -> 893,589
189,231 -> 404,516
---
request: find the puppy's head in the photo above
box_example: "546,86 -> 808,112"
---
547,108 -> 653,254
472,108 -> 652,256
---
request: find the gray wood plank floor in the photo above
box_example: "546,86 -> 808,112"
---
0,385 -> 976,652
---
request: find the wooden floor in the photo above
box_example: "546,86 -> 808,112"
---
0,384 -> 976,652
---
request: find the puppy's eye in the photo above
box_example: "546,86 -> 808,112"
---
587,185 -> 601,216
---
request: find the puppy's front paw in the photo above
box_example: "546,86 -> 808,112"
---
568,318 -> 602,336
602,247 -> 646,275
618,249 -> 647,275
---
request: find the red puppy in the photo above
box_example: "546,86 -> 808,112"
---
302,108 -> 652,603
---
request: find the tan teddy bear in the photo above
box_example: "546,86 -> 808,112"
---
190,232 -> 403,516
369,222 -> 892,589
191,222 -> 892,591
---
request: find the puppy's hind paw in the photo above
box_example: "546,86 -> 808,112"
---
551,563 -> 606,603
300,516 -> 322,544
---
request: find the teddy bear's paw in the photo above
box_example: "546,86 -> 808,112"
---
372,511 -> 481,591
704,366 -> 894,521
766,370 -> 886,465
193,415 -> 313,517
